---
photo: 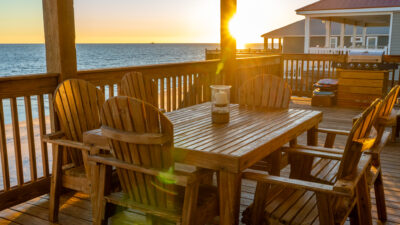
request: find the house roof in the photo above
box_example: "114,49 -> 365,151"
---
297,0 -> 400,12
261,19 -> 389,38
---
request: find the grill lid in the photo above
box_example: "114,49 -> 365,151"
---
347,50 -> 384,63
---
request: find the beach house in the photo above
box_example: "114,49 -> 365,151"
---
262,0 -> 400,54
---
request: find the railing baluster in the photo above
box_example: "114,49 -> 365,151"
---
160,78 -> 165,110
24,96 -> 37,181
0,100 -> 10,190
167,77 -> 171,112
38,94 -> 49,177
155,78 -> 160,109
178,76 -> 182,109
172,76 -> 177,111
10,97 -> 23,185
110,84 -> 115,98
183,75 -> 188,107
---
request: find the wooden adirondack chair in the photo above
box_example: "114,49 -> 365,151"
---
307,85 -> 400,222
242,98 -> 382,225
238,74 -> 292,174
42,79 -> 105,222
88,96 -> 218,225
121,72 -> 159,108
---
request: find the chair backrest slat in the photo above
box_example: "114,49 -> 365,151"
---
337,99 -> 381,179
101,96 -> 177,210
54,79 -> 104,166
239,74 -> 291,109
121,72 -> 158,108
375,85 -> 400,143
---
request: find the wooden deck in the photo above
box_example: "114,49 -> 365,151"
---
1,98 -> 399,225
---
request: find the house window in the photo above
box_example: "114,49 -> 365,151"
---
367,37 -> 378,49
330,37 -> 338,48
351,36 -> 363,44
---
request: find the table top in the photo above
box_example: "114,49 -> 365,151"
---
84,102 -> 322,173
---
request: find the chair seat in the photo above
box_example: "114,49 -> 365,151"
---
63,165 -> 86,178
241,158 -> 348,225
104,184 -> 218,224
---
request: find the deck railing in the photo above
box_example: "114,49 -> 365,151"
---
0,73 -> 59,210
0,55 -> 281,210
282,54 -> 400,97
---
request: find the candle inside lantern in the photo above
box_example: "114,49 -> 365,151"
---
215,91 -> 229,105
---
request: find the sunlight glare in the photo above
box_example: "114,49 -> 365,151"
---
229,14 -> 247,49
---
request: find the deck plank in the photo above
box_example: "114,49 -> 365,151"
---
1,98 -> 399,224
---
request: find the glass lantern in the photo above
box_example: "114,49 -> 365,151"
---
210,85 -> 231,124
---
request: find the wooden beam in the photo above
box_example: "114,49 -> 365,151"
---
352,24 -> 357,48
340,22 -> 345,48
325,20 -> 331,48
220,0 -> 237,86
304,16 -> 310,53
42,0 -> 77,81
362,26 -> 367,47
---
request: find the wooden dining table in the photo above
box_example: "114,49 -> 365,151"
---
83,102 -> 323,225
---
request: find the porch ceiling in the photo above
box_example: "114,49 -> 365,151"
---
314,14 -> 390,27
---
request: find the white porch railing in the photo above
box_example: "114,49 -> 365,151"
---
309,46 -> 389,55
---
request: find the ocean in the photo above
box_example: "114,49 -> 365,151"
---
0,43 -> 222,76
0,43 -> 264,124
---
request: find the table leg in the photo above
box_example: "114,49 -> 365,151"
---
218,171 -> 242,225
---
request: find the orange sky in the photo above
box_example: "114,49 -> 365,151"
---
0,0 -> 317,44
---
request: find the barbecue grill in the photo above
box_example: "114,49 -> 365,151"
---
333,50 -> 396,70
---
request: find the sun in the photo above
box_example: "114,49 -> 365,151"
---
228,13 -> 254,49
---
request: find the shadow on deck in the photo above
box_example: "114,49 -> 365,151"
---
1,98 -> 399,225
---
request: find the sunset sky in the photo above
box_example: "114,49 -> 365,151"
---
0,0 -> 317,44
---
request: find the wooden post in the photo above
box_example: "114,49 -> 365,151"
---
340,22 -> 345,48
264,37 -> 268,51
42,0 -> 77,82
362,25 -> 367,47
279,38 -> 282,51
325,20 -> 331,48
352,24 -> 357,48
220,0 -> 237,87
271,38 -> 274,50
304,16 -> 310,53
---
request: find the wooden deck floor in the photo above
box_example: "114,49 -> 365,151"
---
1,98 -> 399,225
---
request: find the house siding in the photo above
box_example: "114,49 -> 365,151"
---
283,37 -> 304,53
390,12 -> 400,54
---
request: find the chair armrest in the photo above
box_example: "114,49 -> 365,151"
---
286,145 -> 345,154
317,128 -> 350,136
42,131 -> 65,141
243,172 -> 349,196
333,154 -> 372,195
43,138 -> 91,151
282,146 -> 343,160
160,108 -> 167,113
364,131 -> 390,155
377,110 -> 399,126
88,154 -> 203,186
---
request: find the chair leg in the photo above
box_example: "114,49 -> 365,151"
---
374,171 -> 387,222
356,173 -> 373,225
181,182 -> 199,225
49,144 -> 63,222
93,164 -> 112,225
250,182 -> 270,225
349,204 -> 360,225
316,193 -> 335,225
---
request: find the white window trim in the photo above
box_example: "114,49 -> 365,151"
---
330,37 -> 338,48
351,36 -> 363,43
366,36 -> 378,49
